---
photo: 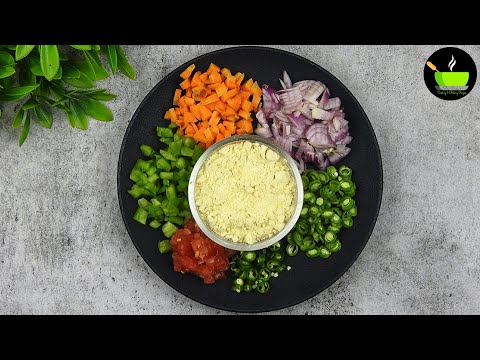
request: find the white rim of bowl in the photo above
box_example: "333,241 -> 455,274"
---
188,135 -> 304,251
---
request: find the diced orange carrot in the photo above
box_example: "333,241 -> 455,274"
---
184,112 -> 196,123
199,72 -> 209,83
234,72 -> 245,87
203,93 -> 219,105
204,127 -> 214,143
206,63 -> 221,75
206,102 -> 217,111
220,88 -> 238,102
168,63 -> 260,147
190,105 -> 201,120
240,90 -> 251,100
208,71 -> 222,84
180,78 -> 191,90
215,83 -> 228,98
185,124 -> 195,135
190,71 -> 202,88
252,95 -> 261,110
226,115 -> 239,122
214,101 -> 227,113
164,110 -> 171,120
241,78 -> 254,91
209,111 -> 221,127
169,108 -> 177,123
177,97 -> 186,108
173,89 -> 182,105
241,99 -> 252,112
199,105 -> 212,122
184,97 -> 195,107
221,68 -> 232,77
251,81 -> 262,97
180,64 -> 195,80
224,105 -> 237,117
238,110 -> 251,120
215,132 -> 224,142
208,83 -> 221,90
225,76 -> 237,89
210,125 -> 219,137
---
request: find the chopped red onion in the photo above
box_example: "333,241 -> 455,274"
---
324,97 -> 341,110
254,71 -> 352,172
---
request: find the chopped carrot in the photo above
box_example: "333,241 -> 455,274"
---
199,106 -> 212,121
251,81 -> 262,97
199,72 -> 209,83
241,78 -> 253,92
221,68 -> 232,77
169,108 -> 177,123
240,90 -> 251,100
215,132 -> 224,142
252,95 -> 261,110
191,71 -> 202,88
225,76 -> 237,89
203,93 -> 219,105
206,63 -> 221,75
166,63 -> 259,148
220,88 -> 238,102
208,71 -> 222,84
173,89 -> 182,105
215,83 -> 228,98
180,78 -> 191,90
180,64 -> 195,80
234,72 -> 245,87
241,99 -> 252,112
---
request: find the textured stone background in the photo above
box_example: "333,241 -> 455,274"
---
1,45 -> 479,314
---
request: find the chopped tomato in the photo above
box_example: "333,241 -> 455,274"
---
170,220 -> 233,284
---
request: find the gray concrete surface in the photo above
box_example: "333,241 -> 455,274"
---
1,45 -> 479,314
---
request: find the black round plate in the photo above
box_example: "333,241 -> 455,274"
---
117,46 -> 383,313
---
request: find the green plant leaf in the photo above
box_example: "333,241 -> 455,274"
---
19,64 -> 37,85
51,97 -> 68,107
91,45 -> 100,51
70,45 -> 92,50
19,111 -> 30,146
39,45 -> 60,81
53,65 -> 62,80
34,103 -> 53,128
5,85 -> 40,96
63,70 -> 94,88
78,97 -> 113,121
0,51 -> 15,66
29,57 -> 44,76
67,101 -> 89,129
22,97 -> 39,110
12,108 -> 25,128
59,50 -> 68,61
88,91 -> 116,101
106,45 -> 117,76
0,66 -> 15,79
82,51 -> 96,80
62,66 -> 80,79
15,45 -> 35,61
86,51 -> 109,80
116,46 -> 136,80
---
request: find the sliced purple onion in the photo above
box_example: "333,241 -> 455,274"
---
324,97 -> 341,110
254,71 -> 352,172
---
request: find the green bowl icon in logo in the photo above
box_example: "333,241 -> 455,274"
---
434,72 -> 469,86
